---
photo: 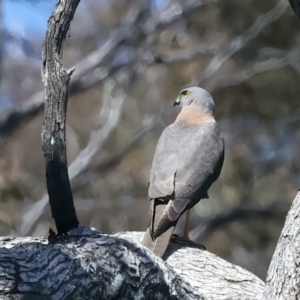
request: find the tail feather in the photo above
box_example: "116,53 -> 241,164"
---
142,203 -> 176,258
153,201 -> 179,239
142,226 -> 175,258
152,226 -> 175,257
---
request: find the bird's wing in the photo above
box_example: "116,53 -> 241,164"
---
148,121 -> 224,239
174,121 -> 224,200
149,121 -> 223,200
148,124 -> 179,199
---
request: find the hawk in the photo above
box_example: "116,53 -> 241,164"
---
142,87 -> 224,258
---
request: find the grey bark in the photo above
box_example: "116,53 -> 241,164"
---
263,191 -> 300,299
41,0 -> 79,234
0,228 -> 263,300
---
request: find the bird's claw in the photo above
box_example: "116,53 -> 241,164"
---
171,234 -> 206,250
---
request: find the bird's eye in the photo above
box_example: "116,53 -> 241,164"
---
181,90 -> 189,97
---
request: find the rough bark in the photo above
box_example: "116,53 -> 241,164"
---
0,228 -> 263,300
263,191 -> 300,299
41,0 -> 80,234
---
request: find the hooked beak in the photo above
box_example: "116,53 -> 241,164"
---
173,97 -> 181,107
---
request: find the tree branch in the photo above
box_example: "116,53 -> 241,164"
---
71,111 -> 161,192
211,47 -> 300,92
0,229 -> 264,299
264,191 -> 300,299
41,0 -> 80,234
191,0 -> 288,86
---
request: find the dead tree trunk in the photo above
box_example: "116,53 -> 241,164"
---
41,0 -> 80,234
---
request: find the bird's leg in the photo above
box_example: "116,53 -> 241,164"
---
172,210 -> 206,250
182,209 -> 191,239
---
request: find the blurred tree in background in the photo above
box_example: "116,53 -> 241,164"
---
0,0 -> 298,280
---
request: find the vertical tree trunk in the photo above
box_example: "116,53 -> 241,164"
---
41,0 -> 80,235
263,191 -> 300,299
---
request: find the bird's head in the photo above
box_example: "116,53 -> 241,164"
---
174,87 -> 215,115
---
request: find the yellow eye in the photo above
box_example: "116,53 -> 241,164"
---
181,90 -> 189,97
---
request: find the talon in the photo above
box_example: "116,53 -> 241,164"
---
172,235 -> 206,250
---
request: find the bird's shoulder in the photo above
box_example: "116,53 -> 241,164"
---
154,118 -> 222,157
175,107 -> 215,126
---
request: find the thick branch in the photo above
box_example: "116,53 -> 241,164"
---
41,0 -> 80,234
264,191 -> 300,299
0,229 -> 264,300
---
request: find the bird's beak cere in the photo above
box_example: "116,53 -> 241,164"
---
174,97 -> 181,107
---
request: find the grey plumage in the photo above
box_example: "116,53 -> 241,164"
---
142,87 -> 224,258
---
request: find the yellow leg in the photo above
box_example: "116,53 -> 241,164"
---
183,210 -> 190,239
172,210 -> 206,250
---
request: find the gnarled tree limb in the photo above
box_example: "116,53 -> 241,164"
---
0,228 -> 263,300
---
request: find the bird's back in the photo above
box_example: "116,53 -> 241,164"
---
149,117 -> 224,204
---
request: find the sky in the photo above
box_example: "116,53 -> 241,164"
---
0,1 -> 55,108
3,0 -> 55,36
2,0 -> 168,36
0,0 -> 170,109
